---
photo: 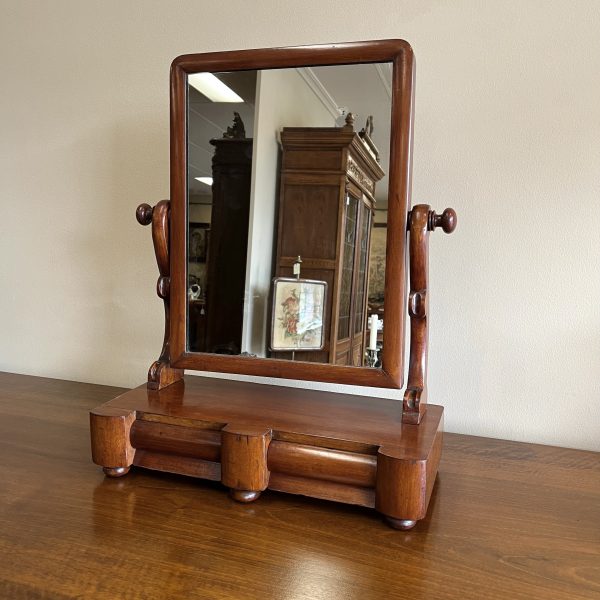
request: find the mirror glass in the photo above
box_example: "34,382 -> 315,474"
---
186,62 -> 391,367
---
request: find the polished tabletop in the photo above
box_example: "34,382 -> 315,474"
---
0,372 -> 598,599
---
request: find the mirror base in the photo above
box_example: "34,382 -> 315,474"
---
90,375 -> 443,530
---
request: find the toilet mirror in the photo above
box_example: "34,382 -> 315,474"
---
168,40 -> 415,389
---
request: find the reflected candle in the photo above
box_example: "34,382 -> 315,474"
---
369,315 -> 379,350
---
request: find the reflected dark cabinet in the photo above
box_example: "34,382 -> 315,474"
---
203,137 -> 253,354
272,122 -> 384,365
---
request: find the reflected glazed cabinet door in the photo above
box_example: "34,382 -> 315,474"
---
273,122 -> 383,366
335,192 -> 372,366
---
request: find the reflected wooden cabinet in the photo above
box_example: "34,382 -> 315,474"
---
272,121 -> 384,365
202,137 -> 253,354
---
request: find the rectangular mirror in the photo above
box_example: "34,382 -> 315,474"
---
169,41 -> 414,388
186,63 -> 390,366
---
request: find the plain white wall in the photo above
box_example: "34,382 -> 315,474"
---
1,1 -> 599,451
243,68 -> 335,355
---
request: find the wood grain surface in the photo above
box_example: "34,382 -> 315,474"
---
93,376 -> 443,521
1,371 -> 599,600
104,376 -> 443,453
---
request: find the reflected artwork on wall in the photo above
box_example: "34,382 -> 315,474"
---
189,222 -> 209,263
270,278 -> 327,351
368,223 -> 387,306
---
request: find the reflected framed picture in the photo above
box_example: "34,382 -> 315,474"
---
368,223 -> 387,304
189,222 -> 210,263
271,277 -> 327,351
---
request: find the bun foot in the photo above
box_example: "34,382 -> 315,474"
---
103,466 -> 130,477
385,517 -> 417,530
230,489 -> 261,503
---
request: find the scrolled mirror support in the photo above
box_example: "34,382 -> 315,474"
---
136,201 -> 183,390
403,205 -> 456,424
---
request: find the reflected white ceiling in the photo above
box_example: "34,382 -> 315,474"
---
188,71 -> 256,199
188,63 -> 393,206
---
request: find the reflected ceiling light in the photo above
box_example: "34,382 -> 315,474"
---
195,176 -> 213,186
188,73 -> 243,102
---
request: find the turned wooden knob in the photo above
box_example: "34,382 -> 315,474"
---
428,208 -> 457,233
136,203 -> 153,226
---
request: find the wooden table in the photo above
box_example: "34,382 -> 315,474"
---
1,372 -> 598,599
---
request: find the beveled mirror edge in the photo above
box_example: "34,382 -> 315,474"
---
168,39 -> 415,389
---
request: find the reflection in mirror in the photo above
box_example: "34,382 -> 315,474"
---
186,63 -> 391,367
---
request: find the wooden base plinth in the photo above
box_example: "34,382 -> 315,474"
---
90,376 -> 443,528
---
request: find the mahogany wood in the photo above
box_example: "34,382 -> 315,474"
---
130,419 -> 221,461
136,200 -> 183,389
268,473 -> 376,507
403,204 -> 456,423
90,375 -> 444,528
4,372 -> 600,600
430,207 -> 457,234
221,425 -> 272,499
375,419 -> 443,520
133,449 -> 221,481
89,406 -> 136,469
268,441 -> 377,488
168,39 -> 416,389
403,204 -> 430,423
97,376 -> 438,450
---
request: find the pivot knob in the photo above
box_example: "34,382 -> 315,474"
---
428,208 -> 457,233
136,203 -> 153,226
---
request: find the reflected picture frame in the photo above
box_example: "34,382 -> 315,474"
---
270,278 -> 327,352
368,222 -> 387,304
188,222 -> 209,263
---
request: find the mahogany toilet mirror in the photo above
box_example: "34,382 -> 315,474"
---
90,39 -> 457,530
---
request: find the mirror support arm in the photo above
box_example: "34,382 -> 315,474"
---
403,205 -> 456,424
136,201 -> 184,390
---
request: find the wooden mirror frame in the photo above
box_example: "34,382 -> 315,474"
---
166,39 -> 415,389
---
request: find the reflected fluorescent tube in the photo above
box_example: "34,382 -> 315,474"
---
195,177 -> 213,186
188,73 -> 243,103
